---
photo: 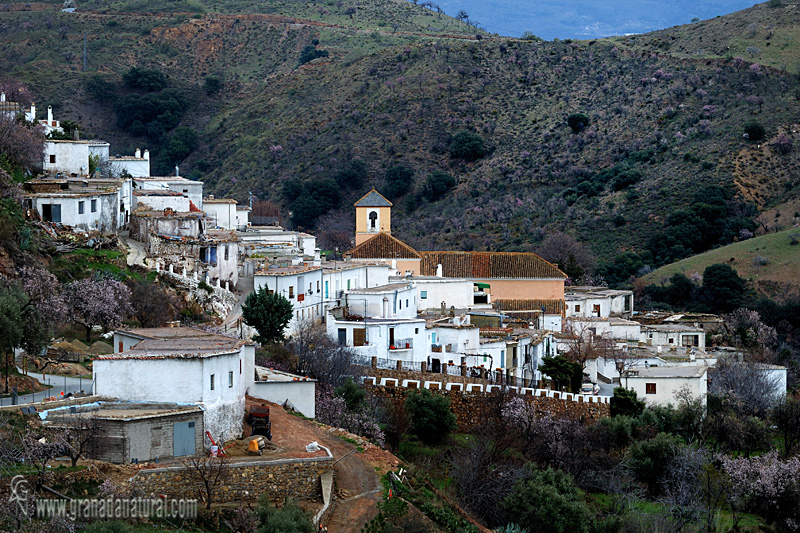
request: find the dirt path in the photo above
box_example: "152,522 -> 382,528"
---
248,399 -> 396,532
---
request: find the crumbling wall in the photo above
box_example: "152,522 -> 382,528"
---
202,396 -> 245,443
131,456 -> 332,504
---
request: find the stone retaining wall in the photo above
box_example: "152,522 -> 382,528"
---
364,379 -> 609,431
131,455 -> 333,505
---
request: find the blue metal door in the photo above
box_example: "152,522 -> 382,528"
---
173,421 -> 196,457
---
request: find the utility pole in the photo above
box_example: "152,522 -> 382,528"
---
82,34 -> 87,72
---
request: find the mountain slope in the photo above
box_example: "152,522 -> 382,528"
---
2,0 -> 799,275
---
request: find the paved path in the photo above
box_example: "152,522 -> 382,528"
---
0,370 -> 90,407
119,230 -> 147,267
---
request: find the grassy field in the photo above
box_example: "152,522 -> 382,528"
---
640,227 -> 800,288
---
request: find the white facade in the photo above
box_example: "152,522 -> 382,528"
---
239,227 -> 317,258
43,140 -> 90,175
133,191 -> 191,212
27,188 -> 120,232
101,329 -> 256,441
250,367 -> 316,418
565,288 -> 634,319
328,314 -> 428,363
567,317 -> 642,342
88,141 -> 110,163
400,276 -> 482,311
345,283 -> 417,319
624,366 -> 708,407
134,177 -> 204,210
110,148 -> 150,178
642,324 -> 706,351
236,206 -> 250,229
204,199 -> 238,230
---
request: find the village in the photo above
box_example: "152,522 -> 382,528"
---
0,93 -> 794,532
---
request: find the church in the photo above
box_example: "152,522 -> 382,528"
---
345,189 -> 567,303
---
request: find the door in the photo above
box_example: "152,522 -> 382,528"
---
173,421 -> 196,457
338,328 -> 347,345
389,327 -> 395,348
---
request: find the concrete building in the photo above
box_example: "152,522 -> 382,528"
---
641,324 -> 706,351
249,367 -> 316,418
99,328 -> 256,441
133,176 -> 204,210
354,189 -> 393,246
623,366 -> 709,407
43,140 -> 90,175
110,148 -> 150,178
565,287 -> 634,319
204,198 -> 239,230
42,401 -> 204,464
401,276 -> 488,312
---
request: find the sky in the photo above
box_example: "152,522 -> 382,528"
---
431,0 -> 760,40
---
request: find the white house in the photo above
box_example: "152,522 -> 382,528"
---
239,226 -> 317,258
109,148 -> 150,178
204,198 -> 238,230
397,276 -> 488,312
133,176 -> 204,210
101,328 -> 256,441
327,310 -> 429,364
623,365 -> 708,407
43,140 -> 90,175
344,282 -> 418,319
235,205 -> 251,230
565,287 -> 634,319
566,317 -> 642,343
641,324 -> 706,351
250,367 -> 316,418
133,190 -> 191,212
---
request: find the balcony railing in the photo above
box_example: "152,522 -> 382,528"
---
389,338 -> 413,350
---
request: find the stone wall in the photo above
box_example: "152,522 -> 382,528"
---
365,366 -> 493,387
131,455 -> 333,505
364,378 -> 609,432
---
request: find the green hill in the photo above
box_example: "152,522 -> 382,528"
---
640,227 -> 800,293
2,0 -> 800,276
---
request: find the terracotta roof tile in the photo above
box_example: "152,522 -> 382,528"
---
493,299 -> 566,314
346,232 -> 420,259
354,189 -> 392,207
420,251 -> 566,279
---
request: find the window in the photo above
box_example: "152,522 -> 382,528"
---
575,305 -> 581,312
668,338 -> 674,344
289,286 -> 294,298
228,371 -> 233,388
683,335 -> 699,347
182,189 -> 188,193
210,374 -> 215,390
316,281 -> 320,293
353,328 -> 366,347
646,383 -> 656,395
347,279 -> 351,290
78,201 -> 85,214
49,154 -> 56,164
91,199 -> 97,213
224,246 -> 229,261
325,281 -> 329,298
240,359 -> 242,374
406,299 -> 409,308
118,341 -> 123,353
309,283 -> 312,293
368,211 -> 377,229
593,304 -> 601,316
415,328 -> 419,334
420,291 -> 427,299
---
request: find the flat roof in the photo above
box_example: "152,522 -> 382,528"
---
626,366 -> 708,378
254,366 -> 316,382
43,401 -> 202,421
644,324 -> 703,332
348,282 -> 413,294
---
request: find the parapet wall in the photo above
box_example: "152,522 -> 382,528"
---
131,454 -> 332,505
364,377 -> 609,431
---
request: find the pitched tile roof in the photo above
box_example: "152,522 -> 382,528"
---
493,299 -> 566,314
346,232 -> 421,259
420,251 -> 566,280
354,189 -> 392,207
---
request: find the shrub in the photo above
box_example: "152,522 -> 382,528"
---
449,130 -> 488,161
743,120 -> 765,141
628,433 -> 684,496
203,75 -> 222,96
500,467 -> 590,533
610,387 -> 645,418
122,66 -> 168,92
404,389 -> 457,445
385,164 -> 415,198
567,113 -> 590,133
426,170 -> 456,200
335,377 -> 365,411
298,45 -> 329,66
256,495 -> 315,532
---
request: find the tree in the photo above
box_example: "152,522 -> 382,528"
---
0,113 -> 44,174
700,264 -> 747,314
500,467 -> 590,533
288,323 -> 359,387
535,233 -> 596,280
122,67 -> 168,92
256,494 -> 315,533
449,130 -> 488,161
242,287 -> 293,344
610,387 -> 644,418
539,355 -> 580,391
708,358 -> 781,417
404,388 -> 457,445
567,113 -> 590,133
773,394 -> 800,457
628,433 -> 684,496
129,279 -> 176,327
425,170 -> 455,200
58,414 -> 102,467
743,120 -> 765,141
335,377 -> 365,411
334,158 -> 367,189
298,45 -> 329,66
203,76 -> 222,96
385,164 -> 414,198
65,277 -> 132,342
182,455 -> 230,510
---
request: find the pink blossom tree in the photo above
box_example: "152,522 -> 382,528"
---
65,277 -> 133,342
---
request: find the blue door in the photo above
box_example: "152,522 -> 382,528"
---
173,421 -> 196,457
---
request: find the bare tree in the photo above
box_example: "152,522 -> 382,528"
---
57,414 -> 102,467
773,394 -> 800,457
709,358 -> 781,417
659,445 -> 709,532
535,232 -> 596,279
183,455 -> 230,510
561,321 -> 618,373
0,114 -> 44,173
286,322 -> 361,388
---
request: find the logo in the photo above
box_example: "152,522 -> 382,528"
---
9,475 -> 31,517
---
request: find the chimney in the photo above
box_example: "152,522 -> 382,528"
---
30,103 -> 35,120
143,149 -> 150,160
135,148 -> 141,159
436,263 -> 443,277
72,127 -> 80,141
47,105 -> 53,124
0,93 -> 5,102
382,296 -> 388,318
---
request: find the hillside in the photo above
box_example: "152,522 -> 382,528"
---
2,0 -> 800,278
640,227 -> 800,292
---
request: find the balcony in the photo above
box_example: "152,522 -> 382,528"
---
390,338 -> 413,351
